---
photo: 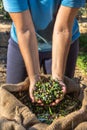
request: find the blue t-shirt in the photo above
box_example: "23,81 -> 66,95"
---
3,0 -> 86,47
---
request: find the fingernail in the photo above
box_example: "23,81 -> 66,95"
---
37,100 -> 42,104
55,99 -> 60,104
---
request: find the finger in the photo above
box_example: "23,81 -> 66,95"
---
40,103 -> 44,106
54,98 -> 63,106
55,99 -> 60,104
50,96 -> 64,106
58,81 -> 66,94
62,86 -> 66,94
50,102 -> 56,106
29,88 -> 35,102
37,100 -> 42,104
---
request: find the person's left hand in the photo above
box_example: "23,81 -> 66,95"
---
50,80 -> 66,106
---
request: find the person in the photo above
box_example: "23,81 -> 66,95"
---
2,0 -> 85,105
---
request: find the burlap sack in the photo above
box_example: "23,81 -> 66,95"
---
0,75 -> 87,130
75,122 -> 87,130
0,117 -> 25,130
0,87 -> 40,130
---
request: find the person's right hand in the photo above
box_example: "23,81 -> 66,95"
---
29,74 -> 47,105
29,74 -> 42,103
29,76 -> 38,102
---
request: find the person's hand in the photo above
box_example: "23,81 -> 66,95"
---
29,74 -> 49,105
29,80 -> 36,103
29,75 -> 40,103
29,74 -> 44,104
50,79 -> 66,106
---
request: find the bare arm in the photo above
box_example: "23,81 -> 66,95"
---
51,6 -> 79,105
52,6 -> 79,81
9,10 -> 40,101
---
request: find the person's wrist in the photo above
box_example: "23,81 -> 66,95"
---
52,74 -> 66,88
29,74 -> 40,84
52,77 -> 65,87
52,74 -> 64,82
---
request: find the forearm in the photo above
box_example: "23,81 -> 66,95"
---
17,29 -> 40,82
9,10 -> 40,83
52,6 -> 79,81
52,29 -> 71,80
8,10 -> 41,100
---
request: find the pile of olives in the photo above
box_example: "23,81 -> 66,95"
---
34,76 -> 64,105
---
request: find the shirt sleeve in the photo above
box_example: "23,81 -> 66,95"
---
61,0 -> 86,8
2,0 -> 29,12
